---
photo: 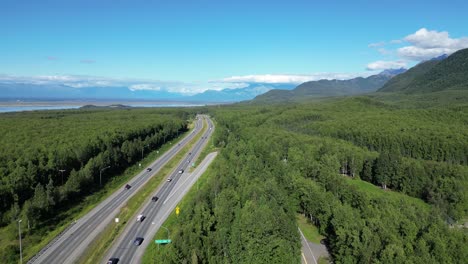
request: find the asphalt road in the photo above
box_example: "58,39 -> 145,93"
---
299,228 -> 318,264
28,116 -> 206,264
102,117 -> 215,264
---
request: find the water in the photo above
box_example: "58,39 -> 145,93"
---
0,105 -> 81,113
0,102 -> 206,113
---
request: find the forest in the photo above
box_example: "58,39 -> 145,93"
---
0,108 -> 191,262
153,96 -> 467,263
1,93 -> 467,263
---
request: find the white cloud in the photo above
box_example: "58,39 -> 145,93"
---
129,84 -> 161,91
366,60 -> 407,71
398,28 -> 468,60
390,39 -> 402,44
368,41 -> 385,48
221,73 -> 369,84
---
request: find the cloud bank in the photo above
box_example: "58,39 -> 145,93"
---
221,72 -> 371,84
398,28 -> 468,60
366,60 -> 407,71
367,28 -> 468,70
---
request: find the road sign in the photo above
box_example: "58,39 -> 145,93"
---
176,206 -> 180,216
192,163 -> 195,167
155,239 -> 171,244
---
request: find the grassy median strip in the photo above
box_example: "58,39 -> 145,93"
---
188,118 -> 218,173
141,154 -> 217,264
78,118 -> 208,264
19,120 -> 195,262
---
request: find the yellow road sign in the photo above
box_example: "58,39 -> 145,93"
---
176,206 -> 180,215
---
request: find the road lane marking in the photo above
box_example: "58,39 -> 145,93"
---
299,228 -> 317,264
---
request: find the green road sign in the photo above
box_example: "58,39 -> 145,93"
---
192,163 -> 195,167
155,239 -> 171,244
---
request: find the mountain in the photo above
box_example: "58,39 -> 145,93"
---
0,82 -> 294,103
0,83 -> 185,100
190,83 -> 295,102
378,48 -> 468,93
379,68 -> 407,77
253,71 -> 398,103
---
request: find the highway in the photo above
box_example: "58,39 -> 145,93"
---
103,117 -> 214,264
28,115 -> 206,264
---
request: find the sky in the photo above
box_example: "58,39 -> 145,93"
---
1,0 -> 468,94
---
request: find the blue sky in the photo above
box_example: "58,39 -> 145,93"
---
1,0 -> 468,94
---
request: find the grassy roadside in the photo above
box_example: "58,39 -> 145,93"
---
141,155 -> 217,264
78,118 -> 209,264
12,120 -> 196,262
297,214 -> 324,244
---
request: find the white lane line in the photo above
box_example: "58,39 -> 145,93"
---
299,228 -> 317,264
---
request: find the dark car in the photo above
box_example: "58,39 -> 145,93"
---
146,168 -> 152,172
151,196 -> 159,202
133,237 -> 144,246
125,184 -> 131,190
107,258 -> 119,264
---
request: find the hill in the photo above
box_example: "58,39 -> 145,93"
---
253,72 -> 394,103
378,48 -> 468,93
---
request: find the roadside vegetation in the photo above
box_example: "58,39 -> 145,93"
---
141,153 -> 218,264
0,108 -> 192,262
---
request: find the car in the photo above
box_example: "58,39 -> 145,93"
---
188,152 -> 191,155
125,184 -> 131,190
151,196 -> 159,202
133,237 -> 144,246
178,169 -> 184,174
137,214 -> 145,222
167,178 -> 172,182
107,258 -> 119,264
146,168 -> 152,172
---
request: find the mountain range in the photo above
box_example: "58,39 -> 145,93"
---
253,70 -> 403,103
378,49 -> 468,93
0,82 -> 295,103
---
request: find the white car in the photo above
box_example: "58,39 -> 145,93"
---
137,214 -> 145,222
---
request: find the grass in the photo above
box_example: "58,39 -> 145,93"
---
297,214 -> 324,244
345,177 -> 431,211
2,120 -> 197,263
78,118 -> 209,264
141,153 -> 217,263
318,256 -> 331,264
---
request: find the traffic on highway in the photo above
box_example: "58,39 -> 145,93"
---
28,116 -> 208,264
103,116 -> 214,263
